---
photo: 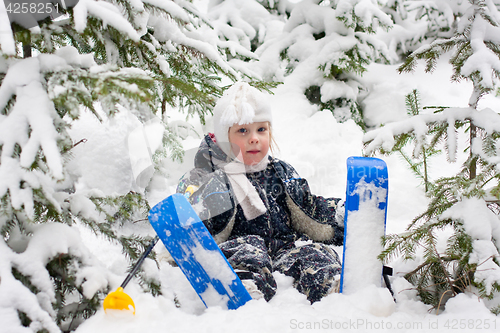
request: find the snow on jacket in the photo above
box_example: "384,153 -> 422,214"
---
176,134 -> 344,253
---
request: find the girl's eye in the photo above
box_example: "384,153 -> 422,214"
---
237,128 -> 247,133
258,127 -> 267,132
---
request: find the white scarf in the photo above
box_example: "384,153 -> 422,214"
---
214,155 -> 269,220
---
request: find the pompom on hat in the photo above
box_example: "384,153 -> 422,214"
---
213,82 -> 272,157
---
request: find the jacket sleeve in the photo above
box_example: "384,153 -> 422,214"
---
276,160 -> 345,246
177,168 -> 236,240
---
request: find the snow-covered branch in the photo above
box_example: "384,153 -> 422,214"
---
0,0 -> 15,55
439,197 -> 500,295
461,13 -> 500,90
73,0 -> 142,41
0,57 -> 64,218
364,107 -> 500,163
0,223 -> 109,333
399,0 -> 500,101
336,0 -> 393,31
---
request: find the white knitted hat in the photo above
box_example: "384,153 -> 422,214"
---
213,82 -> 272,156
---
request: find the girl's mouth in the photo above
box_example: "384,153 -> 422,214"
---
247,150 -> 260,154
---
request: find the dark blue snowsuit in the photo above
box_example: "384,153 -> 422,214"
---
177,134 -> 344,303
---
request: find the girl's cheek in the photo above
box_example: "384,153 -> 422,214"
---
228,139 -> 239,155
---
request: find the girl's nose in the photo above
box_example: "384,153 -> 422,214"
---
249,131 -> 259,143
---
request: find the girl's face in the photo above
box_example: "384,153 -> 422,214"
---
228,121 -> 270,165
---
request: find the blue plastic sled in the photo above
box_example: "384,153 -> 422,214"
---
340,157 -> 388,294
148,194 -> 252,310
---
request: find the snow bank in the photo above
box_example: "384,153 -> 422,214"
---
76,272 -> 499,333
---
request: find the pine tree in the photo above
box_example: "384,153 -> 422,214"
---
203,0 -> 402,128
385,89 -> 442,193
380,0 -> 468,58
0,1 -> 252,331
247,0 -> 394,128
365,0 -> 500,312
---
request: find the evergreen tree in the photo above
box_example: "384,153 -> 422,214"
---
388,89 -> 442,193
204,0 -> 415,128
247,0 -> 394,128
364,0 -> 500,312
380,0 -> 469,59
0,0 -> 251,331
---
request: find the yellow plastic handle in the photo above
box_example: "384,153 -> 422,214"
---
103,287 -> 136,314
184,185 -> 198,198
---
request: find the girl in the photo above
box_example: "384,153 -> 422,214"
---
177,82 -> 344,303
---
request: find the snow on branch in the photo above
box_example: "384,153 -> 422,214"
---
439,197 -> 500,295
0,53 -> 94,218
336,0 -> 393,31
0,0 -> 15,55
1,241 -> 60,333
207,0 -> 267,59
150,16 -> 239,78
0,58 -> 62,178
144,0 -> 192,23
284,0 -> 341,34
363,107 -> 500,163
0,59 -> 63,216
0,223 -> 109,333
73,0 -> 141,41
461,14 -> 500,89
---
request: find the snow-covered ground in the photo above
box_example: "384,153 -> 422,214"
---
69,56 -> 500,332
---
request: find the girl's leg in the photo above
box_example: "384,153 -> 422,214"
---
274,243 -> 341,303
219,235 -> 277,301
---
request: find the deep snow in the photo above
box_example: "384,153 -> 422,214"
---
68,56 -> 500,332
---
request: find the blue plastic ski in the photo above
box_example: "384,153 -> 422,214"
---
340,157 -> 388,294
148,194 -> 252,309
